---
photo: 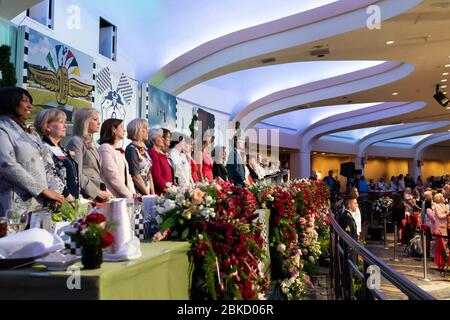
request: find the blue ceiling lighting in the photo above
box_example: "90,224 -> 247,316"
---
257,102 -> 381,134
179,61 -> 384,116
83,0 -> 338,81
374,134 -> 432,148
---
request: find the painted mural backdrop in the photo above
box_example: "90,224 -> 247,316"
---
197,107 -> 215,142
94,65 -> 139,141
25,28 -> 94,122
175,98 -> 194,136
147,85 -> 177,132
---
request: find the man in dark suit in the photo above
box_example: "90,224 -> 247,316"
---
338,195 -> 359,241
227,136 -> 246,186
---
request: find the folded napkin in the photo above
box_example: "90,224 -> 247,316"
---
0,228 -> 65,259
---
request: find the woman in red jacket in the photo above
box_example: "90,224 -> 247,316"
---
148,128 -> 174,195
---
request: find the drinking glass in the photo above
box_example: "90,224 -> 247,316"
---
6,210 -> 29,235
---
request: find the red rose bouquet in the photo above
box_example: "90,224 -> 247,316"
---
71,212 -> 115,249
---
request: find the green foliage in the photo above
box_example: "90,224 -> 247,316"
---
317,228 -> 330,267
189,114 -> 198,139
201,233 -> 218,300
0,45 -> 17,87
51,200 -> 88,223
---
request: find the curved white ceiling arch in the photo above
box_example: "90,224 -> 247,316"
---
299,102 -> 426,150
295,101 -> 426,178
179,60 -> 384,119
357,122 -> 450,158
154,0 -> 422,94
415,133 -> 450,161
320,125 -> 395,143
238,61 -> 415,131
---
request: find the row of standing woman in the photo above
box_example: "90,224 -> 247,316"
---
0,87 -> 246,217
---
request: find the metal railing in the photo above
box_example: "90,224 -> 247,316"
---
329,211 -> 435,300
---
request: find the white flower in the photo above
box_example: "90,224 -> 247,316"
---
155,215 -> 163,224
176,193 -> 185,203
308,256 -> 315,263
163,199 -> 176,211
277,244 -> 286,253
156,206 -> 166,214
198,234 -> 203,240
267,195 -> 274,202
205,196 -> 213,206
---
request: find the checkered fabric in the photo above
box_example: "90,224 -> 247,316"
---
134,211 -> 145,240
65,239 -> 82,256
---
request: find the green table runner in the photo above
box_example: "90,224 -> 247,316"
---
0,241 -> 191,300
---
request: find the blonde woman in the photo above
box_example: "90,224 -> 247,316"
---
98,119 -> 136,198
67,108 -> 112,201
125,119 -> 155,195
432,193 -> 449,236
35,109 -> 79,201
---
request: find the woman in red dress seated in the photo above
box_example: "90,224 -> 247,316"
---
148,128 -> 174,195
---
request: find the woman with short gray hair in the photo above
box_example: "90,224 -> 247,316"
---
67,108 -> 112,201
125,119 -> 155,195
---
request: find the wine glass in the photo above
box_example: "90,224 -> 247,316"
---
6,209 -> 29,235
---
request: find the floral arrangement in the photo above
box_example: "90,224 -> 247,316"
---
154,178 -> 331,300
154,183 -> 218,240
371,197 -> 392,216
154,179 -> 268,300
192,218 -> 267,300
70,212 -> 114,249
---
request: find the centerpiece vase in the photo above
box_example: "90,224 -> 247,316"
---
81,246 -> 103,269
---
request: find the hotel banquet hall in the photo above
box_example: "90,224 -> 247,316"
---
0,0 -> 449,301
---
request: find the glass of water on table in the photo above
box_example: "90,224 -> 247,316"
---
6,209 -> 29,235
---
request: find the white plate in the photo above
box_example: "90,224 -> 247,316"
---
35,253 -> 80,271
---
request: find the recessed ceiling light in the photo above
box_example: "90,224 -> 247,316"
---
321,153 -> 326,155
386,40 -> 394,45
447,106 -> 450,110
392,92 -> 399,96
443,73 -> 449,76
442,79 -> 448,82
446,64 -> 450,68
444,92 -> 448,95
442,85 -> 448,88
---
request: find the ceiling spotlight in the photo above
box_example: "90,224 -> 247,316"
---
444,73 -> 450,76
386,40 -> 395,45
442,79 -> 448,82
442,85 -> 448,88
392,92 -> 399,96
434,84 -> 450,107
446,64 -> 450,68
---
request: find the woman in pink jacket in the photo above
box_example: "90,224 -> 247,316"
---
432,193 -> 449,236
98,119 -> 136,198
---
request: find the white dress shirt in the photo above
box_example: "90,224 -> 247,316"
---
169,148 -> 192,187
